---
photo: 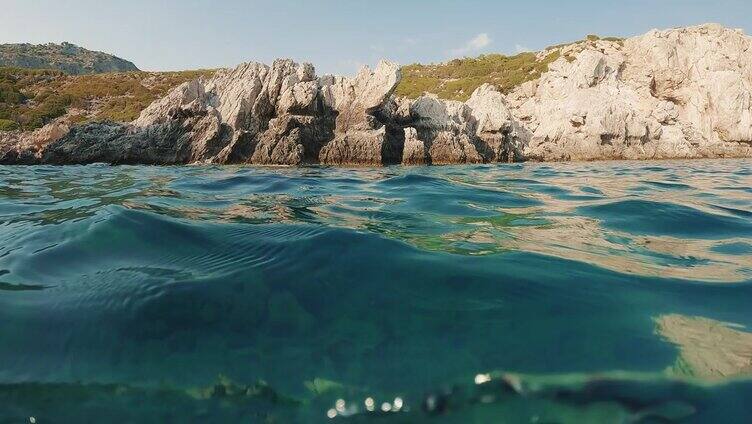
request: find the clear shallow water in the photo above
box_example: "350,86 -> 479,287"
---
0,160 -> 751,422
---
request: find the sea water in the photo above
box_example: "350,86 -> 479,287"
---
0,160 -> 751,422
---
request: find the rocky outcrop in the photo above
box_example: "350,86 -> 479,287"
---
317,62 -> 404,165
3,24 -> 752,165
41,121 -> 200,165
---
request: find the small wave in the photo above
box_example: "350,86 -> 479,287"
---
578,199 -> 752,239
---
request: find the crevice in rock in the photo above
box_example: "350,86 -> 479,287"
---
381,124 -> 406,165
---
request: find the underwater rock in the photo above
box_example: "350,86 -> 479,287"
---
656,314 -> 752,379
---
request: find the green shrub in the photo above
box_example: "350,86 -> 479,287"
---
396,50 -> 562,101
0,118 -> 19,131
0,82 -> 25,104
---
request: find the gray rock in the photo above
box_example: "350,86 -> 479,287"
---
43,121 -> 190,165
404,95 -> 484,164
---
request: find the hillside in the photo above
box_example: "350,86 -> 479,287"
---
0,68 -> 214,131
0,42 -> 138,75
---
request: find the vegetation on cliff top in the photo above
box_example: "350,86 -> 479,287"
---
394,34 -> 624,101
0,68 -> 214,131
394,51 -> 561,101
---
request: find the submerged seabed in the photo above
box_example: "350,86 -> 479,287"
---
0,160 -> 751,423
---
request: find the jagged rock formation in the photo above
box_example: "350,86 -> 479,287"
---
123,59 -> 406,166
0,42 -> 139,75
2,24 -> 752,165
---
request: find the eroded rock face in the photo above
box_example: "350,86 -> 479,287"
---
466,84 -> 528,162
3,24 -> 752,165
317,61 -> 405,165
407,95 -> 482,164
43,120 -> 201,165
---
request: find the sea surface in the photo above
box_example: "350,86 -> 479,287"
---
1,160 -> 751,423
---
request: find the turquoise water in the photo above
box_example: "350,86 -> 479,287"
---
1,160 -> 751,423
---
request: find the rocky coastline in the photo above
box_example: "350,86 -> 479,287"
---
2,23 -> 752,166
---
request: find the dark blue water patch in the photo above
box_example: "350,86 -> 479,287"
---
378,175 -> 542,216
644,180 -> 692,190
4,207 -> 324,287
377,173 -> 443,188
580,186 -> 604,196
0,281 -> 49,291
641,166 -> 670,172
578,199 -> 752,239
710,204 -> 752,219
712,242 -> 752,255
555,193 -> 604,201
171,173 -> 297,194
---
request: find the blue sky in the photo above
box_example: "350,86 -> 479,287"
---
1,0 -> 751,75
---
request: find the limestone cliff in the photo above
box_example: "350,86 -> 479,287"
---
510,23 -> 752,161
2,24 -> 752,165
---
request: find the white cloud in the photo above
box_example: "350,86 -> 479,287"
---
515,44 -> 531,53
450,33 -> 492,57
403,37 -> 419,47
